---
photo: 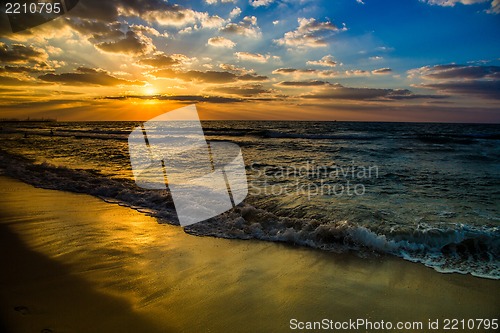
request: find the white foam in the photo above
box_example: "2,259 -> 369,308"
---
1,151 -> 498,279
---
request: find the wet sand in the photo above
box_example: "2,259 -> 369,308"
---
0,176 -> 498,332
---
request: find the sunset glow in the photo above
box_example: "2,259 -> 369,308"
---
0,0 -> 499,122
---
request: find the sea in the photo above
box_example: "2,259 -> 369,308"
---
0,121 -> 499,279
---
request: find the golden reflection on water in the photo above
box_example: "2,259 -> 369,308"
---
1,177 -> 499,333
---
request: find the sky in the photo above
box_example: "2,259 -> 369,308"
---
0,0 -> 499,122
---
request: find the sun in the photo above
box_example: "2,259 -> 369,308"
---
143,86 -> 157,96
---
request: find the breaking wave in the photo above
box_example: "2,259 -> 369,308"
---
1,150 -> 498,279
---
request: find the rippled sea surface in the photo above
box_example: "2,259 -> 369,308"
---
0,121 -> 498,278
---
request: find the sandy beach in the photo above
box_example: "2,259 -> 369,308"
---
0,176 -> 498,333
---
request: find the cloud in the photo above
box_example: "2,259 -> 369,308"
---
67,0 -> 232,34
219,63 -> 247,72
0,65 -> 51,74
421,0 -> 499,14
39,67 -> 145,86
409,64 -> 500,99
130,24 -> 167,37
345,69 -> 371,76
45,46 -> 64,56
197,13 -> 227,28
161,94 -> 241,103
235,52 -> 269,62
208,36 -> 236,48
273,67 -> 373,78
104,94 -> 242,103
178,26 -> 197,34
238,73 -> 269,81
249,0 -> 275,7
273,68 -> 318,75
372,68 -> 393,75
306,55 -> 337,67
152,69 -> 236,83
420,81 -> 500,99
136,52 -> 189,68
95,30 -> 155,55
148,10 -> 227,28
209,84 -> 271,96
124,5 -> 197,27
487,0 -> 500,13
409,64 -> 500,80
220,16 -> 261,38
66,19 -> 163,56
65,18 -> 124,42
277,80 -> 336,87
229,7 -> 242,18
301,84 -> 447,101
150,68 -> 268,83
0,42 -> 48,64
0,88 -> 23,93
272,68 -> 337,78
205,0 -> 238,4
275,18 -> 346,48
65,0 -> 232,47
302,86 -> 393,100
421,0 -> 486,6
65,0 -> 197,26
0,75 -> 40,86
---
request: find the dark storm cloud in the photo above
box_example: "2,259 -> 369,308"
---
39,67 -> 144,86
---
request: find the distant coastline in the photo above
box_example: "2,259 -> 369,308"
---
0,117 -> 57,123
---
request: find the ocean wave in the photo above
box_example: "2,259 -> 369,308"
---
187,206 -> 500,279
416,134 -> 475,145
261,130 -> 383,140
0,150 -> 178,222
0,150 -> 498,279
1,127 -> 130,141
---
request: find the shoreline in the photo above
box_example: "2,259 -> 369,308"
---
0,176 -> 498,332
1,148 -> 497,280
